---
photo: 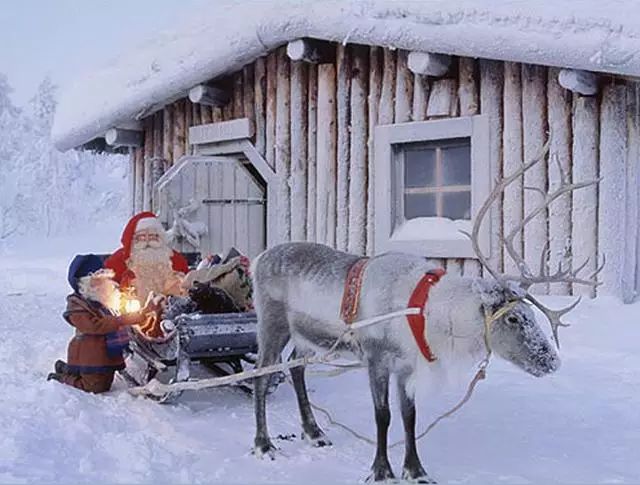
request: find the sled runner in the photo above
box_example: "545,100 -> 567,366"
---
121,310 -> 284,403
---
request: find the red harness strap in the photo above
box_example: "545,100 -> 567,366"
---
340,259 -> 445,363
406,268 -> 446,362
340,258 -> 370,324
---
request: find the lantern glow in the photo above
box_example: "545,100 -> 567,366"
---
124,297 -> 141,314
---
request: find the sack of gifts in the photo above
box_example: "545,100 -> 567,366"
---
182,248 -> 253,311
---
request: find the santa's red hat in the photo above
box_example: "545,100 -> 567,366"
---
133,215 -> 165,234
119,212 -> 166,260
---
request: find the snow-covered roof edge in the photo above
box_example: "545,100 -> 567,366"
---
52,0 -> 640,151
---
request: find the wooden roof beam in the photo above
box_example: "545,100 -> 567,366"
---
558,69 -> 599,96
286,38 -> 335,64
105,127 -> 143,148
188,84 -> 231,107
408,52 -> 451,77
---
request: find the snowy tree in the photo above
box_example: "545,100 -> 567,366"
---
0,73 -> 130,245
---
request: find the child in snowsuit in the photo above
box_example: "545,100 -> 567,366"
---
48,254 -> 151,393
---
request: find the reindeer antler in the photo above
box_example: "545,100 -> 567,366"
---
465,142 -> 605,347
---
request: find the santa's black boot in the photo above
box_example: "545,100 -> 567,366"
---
47,372 -> 63,382
54,360 -> 68,374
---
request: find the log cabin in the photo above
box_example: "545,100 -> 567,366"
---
52,1 -> 640,301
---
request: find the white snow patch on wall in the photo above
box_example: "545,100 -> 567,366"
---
391,217 -> 471,241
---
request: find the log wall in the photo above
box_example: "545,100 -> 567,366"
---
129,44 -> 640,298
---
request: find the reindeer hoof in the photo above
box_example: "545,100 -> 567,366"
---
402,473 -> 436,484
302,429 -> 332,448
366,462 -> 395,482
402,467 -> 436,483
253,438 -> 277,460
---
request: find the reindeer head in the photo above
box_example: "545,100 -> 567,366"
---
472,278 -> 560,377
466,142 -> 603,377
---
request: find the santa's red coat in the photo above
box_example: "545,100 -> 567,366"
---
104,212 -> 189,289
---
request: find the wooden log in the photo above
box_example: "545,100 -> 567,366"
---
480,59 -> 504,276
316,64 -> 337,246
547,68 -> 572,295
336,44 -> 351,251
502,62 -> 524,277
558,69 -> 598,96
458,57 -> 482,277
200,104 -> 213,125
394,50 -> 413,123
243,65 -> 256,145
407,52 -> 451,77
275,48 -> 291,242
598,83 -> 627,297
426,79 -> 456,118
266,52 -> 277,171
153,111 -> 163,158
522,64 -> 548,293
192,102 -> 202,127
105,128 -> 143,148
212,106 -> 223,123
458,57 -> 479,118
143,118 -> 153,211
307,63 -> 318,242
151,112 -> 165,212
173,99 -> 186,161
129,151 -> 136,214
290,61 -> 308,241
571,94 -> 599,298
222,81 -> 234,120
374,49 -> 395,252
233,72 -> 244,119
188,84 -> 231,107
366,47 -> 382,255
412,72 -> 430,122
286,38 -> 335,64
254,57 -> 267,157
348,46 -> 368,255
624,83 -> 640,302
378,49 -> 396,126
134,147 -> 144,213
163,105 -> 174,163
185,100 -> 194,154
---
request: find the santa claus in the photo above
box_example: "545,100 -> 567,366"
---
104,212 -> 189,302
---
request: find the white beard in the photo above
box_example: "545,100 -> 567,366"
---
79,275 -> 122,313
127,242 -> 174,301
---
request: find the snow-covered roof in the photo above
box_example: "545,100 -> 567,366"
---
52,0 -> 640,151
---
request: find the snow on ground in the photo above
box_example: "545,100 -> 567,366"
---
1,238 -> 640,483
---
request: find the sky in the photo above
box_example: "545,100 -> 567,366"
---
0,0 -> 208,107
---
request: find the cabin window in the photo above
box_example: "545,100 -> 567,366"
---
397,138 -> 472,222
374,116 -> 490,258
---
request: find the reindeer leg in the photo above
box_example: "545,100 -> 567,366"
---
367,361 -> 395,481
397,372 -> 436,484
253,301 -> 290,459
290,349 -> 332,447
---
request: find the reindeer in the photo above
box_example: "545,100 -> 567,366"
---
251,145 -> 602,482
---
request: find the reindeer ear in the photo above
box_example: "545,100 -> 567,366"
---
471,278 -> 507,312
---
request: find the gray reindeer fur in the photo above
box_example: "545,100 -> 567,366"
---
252,242 -> 560,482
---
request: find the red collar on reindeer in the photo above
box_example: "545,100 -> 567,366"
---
341,259 -> 445,363
406,268 -> 445,362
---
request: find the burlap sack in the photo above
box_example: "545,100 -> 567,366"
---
182,256 -> 253,311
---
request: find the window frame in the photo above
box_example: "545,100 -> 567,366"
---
374,115 -> 491,259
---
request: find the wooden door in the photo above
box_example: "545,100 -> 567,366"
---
155,156 -> 266,258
